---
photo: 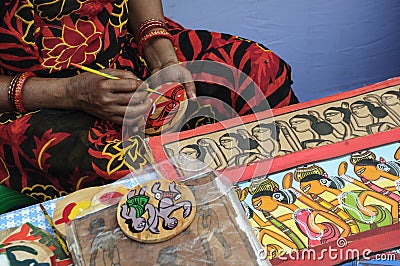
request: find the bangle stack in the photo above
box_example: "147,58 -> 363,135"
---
135,19 -> 173,55
7,72 -> 35,113
135,19 -> 167,41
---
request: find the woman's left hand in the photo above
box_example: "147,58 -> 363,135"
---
151,62 -> 196,100
142,37 -> 196,99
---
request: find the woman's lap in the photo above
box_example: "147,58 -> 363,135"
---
0,110 -> 150,201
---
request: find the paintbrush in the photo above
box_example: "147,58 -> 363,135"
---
39,203 -> 70,257
145,87 -> 170,98
70,63 -> 169,98
70,62 -> 120,80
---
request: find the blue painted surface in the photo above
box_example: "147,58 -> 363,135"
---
163,0 -> 400,102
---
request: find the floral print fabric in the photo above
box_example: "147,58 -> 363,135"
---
0,0 -> 298,201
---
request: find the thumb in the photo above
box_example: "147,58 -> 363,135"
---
183,80 -> 196,99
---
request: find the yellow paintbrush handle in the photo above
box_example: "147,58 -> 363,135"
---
70,63 -> 120,80
70,63 -> 172,98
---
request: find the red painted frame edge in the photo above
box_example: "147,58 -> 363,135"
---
225,127 -> 400,184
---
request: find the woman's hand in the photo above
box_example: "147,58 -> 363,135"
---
142,37 -> 196,99
150,61 -> 196,100
127,0 -> 196,99
67,69 -> 152,125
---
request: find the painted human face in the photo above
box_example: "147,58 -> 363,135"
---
300,180 -> 327,195
351,103 -> 370,118
89,225 -> 103,235
289,117 -> 310,132
133,217 -> 146,232
220,137 -> 237,150
164,217 -> 178,230
252,127 -> 272,141
324,110 -> 343,124
252,195 -> 278,212
381,94 -> 398,106
354,164 -> 381,181
179,147 -> 198,159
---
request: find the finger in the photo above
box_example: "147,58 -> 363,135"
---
104,79 -> 143,93
111,90 -> 149,105
177,66 -> 196,99
107,97 -> 152,119
100,70 -> 143,93
125,98 -> 153,118
122,115 -> 144,126
103,69 -> 142,80
125,125 -> 140,134
108,115 -> 124,125
128,90 -> 150,105
182,80 -> 196,99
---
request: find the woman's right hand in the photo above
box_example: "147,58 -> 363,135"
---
66,69 -> 152,126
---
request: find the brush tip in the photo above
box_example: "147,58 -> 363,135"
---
70,62 -> 83,69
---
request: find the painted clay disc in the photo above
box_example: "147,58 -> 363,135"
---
142,82 -> 188,136
117,178 -> 196,243
53,186 -> 103,237
0,240 -> 56,265
1,223 -> 69,261
91,185 -> 129,207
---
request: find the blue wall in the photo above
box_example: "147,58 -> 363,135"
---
163,0 -> 400,102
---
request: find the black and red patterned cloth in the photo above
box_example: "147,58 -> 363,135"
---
0,0 -> 298,201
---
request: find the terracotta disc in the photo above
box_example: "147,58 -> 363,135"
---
53,186 -> 103,237
91,185 -> 129,207
1,223 -> 69,261
0,240 -> 56,265
117,178 -> 196,243
141,82 -> 188,135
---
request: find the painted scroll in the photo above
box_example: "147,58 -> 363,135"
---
147,77 -> 400,172
227,128 -> 400,265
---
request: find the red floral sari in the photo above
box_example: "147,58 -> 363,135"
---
0,0 -> 298,201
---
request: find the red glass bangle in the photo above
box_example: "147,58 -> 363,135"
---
13,72 -> 35,113
135,19 -> 167,41
7,74 -> 22,111
138,29 -> 174,55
